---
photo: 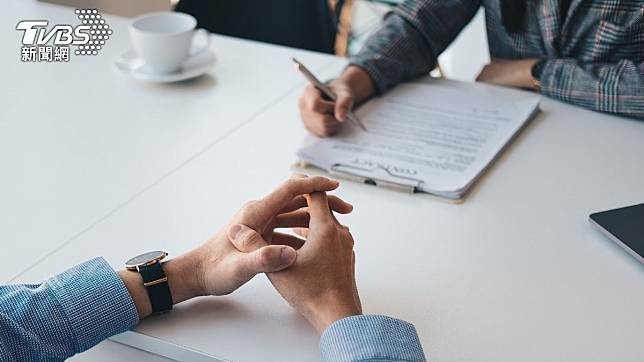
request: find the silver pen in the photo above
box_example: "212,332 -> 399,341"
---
292,58 -> 368,132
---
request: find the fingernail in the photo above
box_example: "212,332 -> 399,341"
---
229,224 -> 243,240
280,247 -> 296,265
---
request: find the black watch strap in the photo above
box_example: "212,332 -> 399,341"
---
531,59 -> 546,80
139,262 -> 173,314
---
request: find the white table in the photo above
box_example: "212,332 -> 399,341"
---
1,0 -> 336,284
4,1 -> 644,362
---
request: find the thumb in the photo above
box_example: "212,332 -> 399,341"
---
228,224 -> 297,280
228,224 -> 269,252
334,91 -> 354,122
237,244 -> 297,277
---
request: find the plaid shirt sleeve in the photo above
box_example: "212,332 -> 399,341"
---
0,257 -> 139,361
539,59 -> 644,119
320,315 -> 427,362
350,0 -> 481,94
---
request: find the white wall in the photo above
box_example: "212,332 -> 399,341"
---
438,8 -> 489,81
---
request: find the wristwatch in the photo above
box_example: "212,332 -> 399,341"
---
125,251 -> 173,314
530,59 -> 546,91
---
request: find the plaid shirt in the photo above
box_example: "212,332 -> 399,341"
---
351,0 -> 644,119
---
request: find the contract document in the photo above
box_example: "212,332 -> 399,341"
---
297,82 -> 540,200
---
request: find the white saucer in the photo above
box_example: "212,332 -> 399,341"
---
115,49 -> 216,83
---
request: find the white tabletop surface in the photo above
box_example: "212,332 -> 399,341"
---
4,1 -> 644,362
1,0 -> 336,284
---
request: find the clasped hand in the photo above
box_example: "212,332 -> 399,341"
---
171,175 -> 362,333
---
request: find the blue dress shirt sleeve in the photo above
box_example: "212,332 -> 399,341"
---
0,257 -> 139,361
320,315 -> 427,362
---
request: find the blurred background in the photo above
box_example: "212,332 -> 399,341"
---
40,0 -> 490,81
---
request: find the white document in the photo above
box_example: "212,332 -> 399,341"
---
298,82 -> 540,199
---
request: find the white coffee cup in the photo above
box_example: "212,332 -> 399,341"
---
129,12 -> 210,74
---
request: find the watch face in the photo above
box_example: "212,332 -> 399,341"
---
125,251 -> 167,269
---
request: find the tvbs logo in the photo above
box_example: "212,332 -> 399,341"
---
16,9 -> 112,62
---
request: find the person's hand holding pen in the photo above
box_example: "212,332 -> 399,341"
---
298,65 -> 376,137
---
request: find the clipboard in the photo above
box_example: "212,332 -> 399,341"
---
295,81 -> 540,203
292,160 -> 465,204
329,162 -> 423,194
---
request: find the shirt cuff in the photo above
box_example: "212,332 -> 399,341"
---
536,58 -> 575,96
349,57 -> 389,95
46,257 -> 139,353
320,314 -> 426,362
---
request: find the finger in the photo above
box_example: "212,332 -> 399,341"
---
334,91 -> 354,122
280,195 -> 353,214
322,115 -> 341,128
235,244 -> 297,278
272,196 -> 353,228
275,210 -> 310,228
310,114 -> 340,137
300,86 -> 339,136
327,194 -> 357,213
306,118 -> 338,137
331,211 -> 341,226
271,232 -> 306,250
319,115 -> 341,136
259,176 -> 339,216
302,84 -> 321,104
312,98 -> 335,114
292,227 -> 308,238
306,191 -> 332,226
228,224 -> 269,253
277,208 -> 351,229
301,109 -> 340,137
301,116 -> 322,137
343,227 -> 355,248
302,86 -> 335,114
279,195 -> 308,213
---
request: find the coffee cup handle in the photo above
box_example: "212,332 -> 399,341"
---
190,29 -> 211,57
